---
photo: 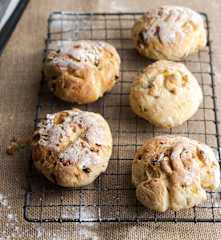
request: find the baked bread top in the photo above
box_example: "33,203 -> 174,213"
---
132,6 -> 207,60
44,40 -> 121,104
132,135 -> 220,212
129,60 -> 203,128
32,109 -> 112,187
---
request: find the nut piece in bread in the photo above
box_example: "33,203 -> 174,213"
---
130,60 -> 203,128
132,135 -> 220,212
44,40 -> 121,104
132,6 -> 207,60
32,109 -> 112,187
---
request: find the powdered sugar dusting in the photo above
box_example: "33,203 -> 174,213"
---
50,40 -> 107,70
141,6 -> 204,44
34,109 -> 111,166
59,139 -> 101,167
38,114 -> 72,149
183,168 -> 198,185
78,225 -> 99,240
73,110 -> 108,145
0,193 -> 23,240
162,136 -> 220,189
0,191 -> 98,239
0,195 -> 98,240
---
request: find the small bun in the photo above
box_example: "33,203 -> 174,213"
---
132,135 -> 220,212
130,60 -> 203,128
32,109 -> 112,187
132,6 -> 207,60
44,40 -> 120,104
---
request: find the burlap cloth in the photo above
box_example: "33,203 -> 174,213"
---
1,0 -> 221,239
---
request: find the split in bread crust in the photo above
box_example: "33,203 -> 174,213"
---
32,108 -> 112,187
132,135 -> 220,212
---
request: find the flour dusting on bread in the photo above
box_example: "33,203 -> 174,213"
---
32,109 -> 112,187
50,41 -> 113,70
44,40 -> 120,104
132,135 -> 220,212
132,6 -> 207,60
141,6 -> 203,44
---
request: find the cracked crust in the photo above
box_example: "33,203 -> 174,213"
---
129,60 -> 203,128
132,6 -> 207,60
32,109 -> 112,187
132,135 -> 220,212
44,40 -> 121,104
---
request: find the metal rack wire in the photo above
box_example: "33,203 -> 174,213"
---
24,12 -> 221,223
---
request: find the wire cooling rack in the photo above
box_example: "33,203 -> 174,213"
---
23,12 -> 221,223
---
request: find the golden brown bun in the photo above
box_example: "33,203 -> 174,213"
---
129,60 -> 203,128
132,135 -> 220,212
132,6 -> 207,60
32,109 -> 112,187
44,40 -> 121,104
